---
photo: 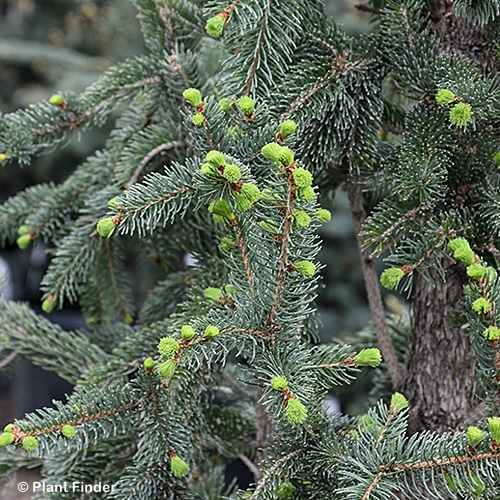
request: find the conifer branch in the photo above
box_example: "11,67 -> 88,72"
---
245,0 -> 274,96
126,140 -> 185,188
104,242 -> 130,319
32,78 -> 163,139
390,451 -> 500,471
249,448 -> 305,500
235,224 -> 256,295
17,399 -> 142,439
0,350 -> 19,370
266,174 -> 296,340
346,180 -> 405,390
237,452 -> 262,481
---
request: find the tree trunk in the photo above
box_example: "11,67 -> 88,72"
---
404,257 -> 483,434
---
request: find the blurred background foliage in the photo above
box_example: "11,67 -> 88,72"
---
0,0 -> 390,423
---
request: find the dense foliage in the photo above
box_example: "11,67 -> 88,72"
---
1,0 -> 500,498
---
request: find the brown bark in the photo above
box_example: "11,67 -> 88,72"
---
404,257 -> 483,434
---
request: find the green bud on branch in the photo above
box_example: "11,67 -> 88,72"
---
467,426 -> 484,447
279,120 -> 297,138
0,432 -> 14,447
181,325 -> 195,341
354,348 -> 382,367
292,167 -> 313,188
182,88 -> 202,107
62,425 -> 76,439
170,454 -> 190,477
435,89 -> 456,105
237,96 -> 255,115
271,376 -> 288,391
294,260 -> 316,278
380,267 -> 405,290
487,417 -> 500,444
22,436 -> 38,452
158,359 -> 176,379
158,337 -> 180,358
286,398 -> 307,424
449,102 -> 473,127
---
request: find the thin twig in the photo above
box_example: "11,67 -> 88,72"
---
221,371 -> 258,401
346,180 -> 405,390
0,350 -> 19,370
249,448 -> 305,500
246,0 -> 273,95
126,140 -> 185,188
237,452 -> 262,481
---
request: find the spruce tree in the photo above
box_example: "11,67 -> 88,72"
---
1,0 -> 500,498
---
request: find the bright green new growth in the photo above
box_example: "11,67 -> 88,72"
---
483,326 -> 500,341
204,325 -> 220,339
182,88 -> 202,107
191,113 -> 205,126
223,164 -> 241,183
17,225 -> 29,235
224,284 -> 236,297
205,14 -> 225,38
4,424 -> 14,432
49,94 -> 65,106
260,220 -> 278,232
107,197 -> 120,210
158,359 -> 176,380
380,267 -> 405,290
200,163 -> 214,175
16,233 -> 32,250
143,357 -> 155,370
467,264 -> 485,281
0,432 -> 14,447
181,325 -> 195,341
277,481 -> 295,499
261,143 -> 284,163
298,186 -> 316,202
494,152 -> 500,165
219,98 -> 233,112
235,183 -> 260,211
209,200 -> 235,220
22,436 -> 38,452
157,337 -> 180,358
170,455 -> 190,477
286,398 -> 307,424
354,348 -> 382,367
41,296 -> 56,314
206,150 -> 226,167
292,167 -> 313,187
447,238 -> 470,252
390,392 -> 408,413
472,297 -> 490,314
62,424 -> 76,439
467,426 -> 484,447
237,96 -> 255,115
294,260 -> 316,278
293,211 -> 311,228
204,287 -> 223,302
435,89 -> 456,105
271,376 -> 288,391
279,147 -> 294,166
279,120 -> 297,137
454,247 -> 476,266
97,217 -> 117,238
487,417 -> 500,443
315,209 -> 331,223
449,102 -> 473,127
